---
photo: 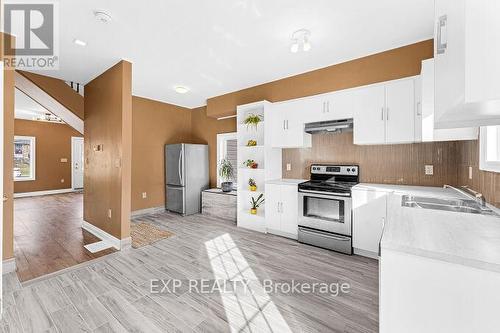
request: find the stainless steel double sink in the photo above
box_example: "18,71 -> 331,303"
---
401,195 -> 499,217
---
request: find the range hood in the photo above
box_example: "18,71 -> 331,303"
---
304,119 -> 353,134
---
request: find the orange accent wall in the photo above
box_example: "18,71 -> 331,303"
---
206,39 -> 433,118
131,96 -> 192,211
2,32 -> 15,260
84,60 -> 132,239
14,119 -> 82,193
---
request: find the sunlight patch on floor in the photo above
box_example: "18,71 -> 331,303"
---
205,233 -> 291,332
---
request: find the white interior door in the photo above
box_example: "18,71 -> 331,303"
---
71,137 -> 84,189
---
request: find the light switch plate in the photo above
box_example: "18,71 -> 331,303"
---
468,166 -> 473,180
286,163 -> 291,171
142,192 -> 147,199
425,165 -> 434,175
60,158 -> 68,163
107,209 -> 112,219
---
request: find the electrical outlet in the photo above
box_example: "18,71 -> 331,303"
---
425,165 -> 434,175
60,179 -> 64,183
286,163 -> 291,171
60,158 -> 68,163
107,209 -> 112,219
142,192 -> 147,199
469,166 -> 473,180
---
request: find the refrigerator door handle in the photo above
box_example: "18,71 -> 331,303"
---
178,149 -> 183,185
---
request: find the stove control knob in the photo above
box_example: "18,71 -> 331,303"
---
347,168 -> 351,172
351,167 -> 356,173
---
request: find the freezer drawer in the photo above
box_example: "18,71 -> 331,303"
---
166,186 -> 185,214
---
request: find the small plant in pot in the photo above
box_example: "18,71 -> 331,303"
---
248,178 -> 257,191
218,158 -> 234,192
243,159 -> 259,169
250,193 -> 264,215
243,113 -> 263,130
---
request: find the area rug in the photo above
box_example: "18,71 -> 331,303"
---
131,223 -> 174,248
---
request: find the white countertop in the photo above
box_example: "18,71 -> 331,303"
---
266,178 -> 306,185
370,183 -> 500,273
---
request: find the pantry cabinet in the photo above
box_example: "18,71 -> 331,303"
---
434,0 -> 500,128
353,77 -> 416,145
265,183 -> 299,239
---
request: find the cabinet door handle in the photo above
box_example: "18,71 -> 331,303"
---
436,15 -> 447,55
381,107 -> 384,121
277,202 -> 280,213
416,101 -> 422,116
283,120 -> 285,130
280,202 -> 283,213
322,102 -> 326,113
286,120 -> 289,130
328,101 -> 331,113
386,107 -> 389,121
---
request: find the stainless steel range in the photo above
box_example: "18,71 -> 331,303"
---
298,164 -> 359,255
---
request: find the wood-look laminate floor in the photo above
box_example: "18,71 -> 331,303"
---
14,193 -> 116,282
2,210 -> 379,332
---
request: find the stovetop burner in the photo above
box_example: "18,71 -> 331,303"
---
298,164 -> 360,195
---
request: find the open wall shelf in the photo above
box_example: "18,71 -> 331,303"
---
236,101 -> 282,233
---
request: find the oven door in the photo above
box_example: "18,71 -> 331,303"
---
298,190 -> 352,236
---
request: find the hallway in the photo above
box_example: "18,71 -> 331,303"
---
14,193 -> 116,282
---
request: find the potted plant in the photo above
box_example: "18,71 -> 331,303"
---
218,158 -> 234,192
246,139 -> 257,146
243,159 -> 259,169
248,178 -> 257,191
250,193 -> 264,215
243,113 -> 263,130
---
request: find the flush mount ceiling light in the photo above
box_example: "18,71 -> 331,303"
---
94,10 -> 112,23
174,86 -> 190,94
290,29 -> 312,53
73,38 -> 87,46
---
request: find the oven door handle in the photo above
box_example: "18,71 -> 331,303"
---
298,189 -> 351,197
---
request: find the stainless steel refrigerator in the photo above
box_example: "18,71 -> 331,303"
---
165,143 -> 209,215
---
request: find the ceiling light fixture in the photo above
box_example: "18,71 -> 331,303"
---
290,29 -> 312,53
174,86 -> 190,94
73,38 -> 87,46
94,10 -> 112,23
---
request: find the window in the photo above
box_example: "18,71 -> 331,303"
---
480,126 -> 500,172
216,132 -> 237,188
14,136 -> 36,181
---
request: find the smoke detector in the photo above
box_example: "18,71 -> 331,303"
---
94,10 -> 112,23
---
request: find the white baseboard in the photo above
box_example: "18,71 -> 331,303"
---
131,206 -> 165,217
82,221 -> 131,250
3,258 -> 16,274
14,188 -> 76,198
354,248 -> 379,260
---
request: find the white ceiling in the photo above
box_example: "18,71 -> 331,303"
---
14,89 -> 54,120
28,0 -> 434,108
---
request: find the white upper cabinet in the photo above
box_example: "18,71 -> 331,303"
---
416,59 -> 478,142
353,85 -> 386,145
385,79 -> 415,143
269,100 -> 311,148
353,77 -> 416,145
434,0 -> 500,128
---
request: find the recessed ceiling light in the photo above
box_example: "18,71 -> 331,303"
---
174,86 -> 190,94
73,39 -> 87,46
94,10 -> 112,23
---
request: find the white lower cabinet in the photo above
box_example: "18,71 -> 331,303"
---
265,183 -> 298,239
352,188 -> 388,257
